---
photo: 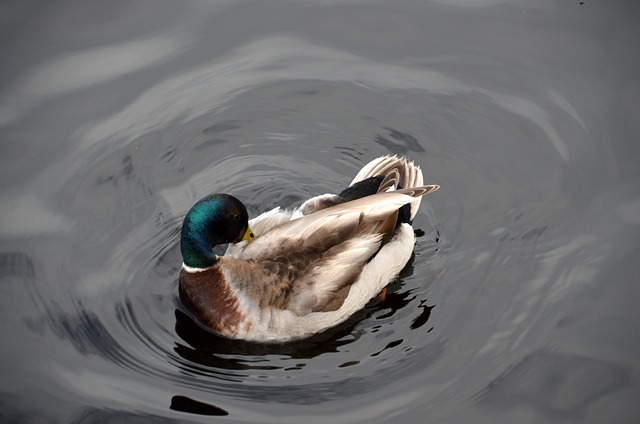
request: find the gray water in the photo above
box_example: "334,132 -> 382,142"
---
1,1 -> 639,423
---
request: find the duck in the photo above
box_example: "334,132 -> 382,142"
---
178,155 -> 439,343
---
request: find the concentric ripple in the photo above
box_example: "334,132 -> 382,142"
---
3,24 -> 631,422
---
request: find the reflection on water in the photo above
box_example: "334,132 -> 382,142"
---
170,395 -> 229,416
1,0 -> 639,423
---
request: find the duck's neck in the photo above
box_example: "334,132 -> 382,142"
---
180,226 -> 219,269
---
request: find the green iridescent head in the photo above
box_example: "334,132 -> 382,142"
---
180,194 -> 254,268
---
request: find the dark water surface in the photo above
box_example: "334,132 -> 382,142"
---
1,1 -> 639,423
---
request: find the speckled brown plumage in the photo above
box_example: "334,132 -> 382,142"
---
222,246 -> 353,313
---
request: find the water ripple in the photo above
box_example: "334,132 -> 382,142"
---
4,24 -> 625,423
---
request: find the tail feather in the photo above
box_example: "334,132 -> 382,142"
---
351,155 -> 427,219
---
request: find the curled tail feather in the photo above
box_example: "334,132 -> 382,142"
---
350,155 -> 426,219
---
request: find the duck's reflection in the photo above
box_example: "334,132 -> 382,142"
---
169,395 -> 228,416
173,306 -> 366,364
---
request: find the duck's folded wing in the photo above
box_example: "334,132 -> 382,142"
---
284,233 -> 383,315
237,186 -> 438,261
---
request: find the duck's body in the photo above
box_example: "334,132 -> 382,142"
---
179,155 -> 439,343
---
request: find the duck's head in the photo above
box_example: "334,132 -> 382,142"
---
180,194 -> 254,268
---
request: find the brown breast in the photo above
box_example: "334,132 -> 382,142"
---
178,267 -> 246,337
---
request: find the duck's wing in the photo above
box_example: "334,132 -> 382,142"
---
223,231 -> 385,316
283,232 -> 385,315
240,186 -> 436,316
238,186 -> 437,262
220,185 -> 437,323
294,175 -> 389,217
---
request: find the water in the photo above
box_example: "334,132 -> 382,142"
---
1,1 -> 639,423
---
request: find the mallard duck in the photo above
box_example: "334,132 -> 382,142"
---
179,155 -> 439,343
